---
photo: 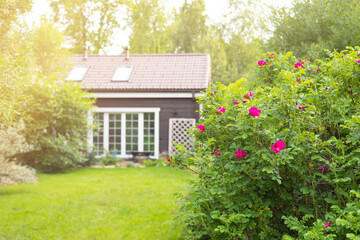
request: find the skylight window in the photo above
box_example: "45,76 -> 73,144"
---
112,66 -> 133,81
65,66 -> 88,81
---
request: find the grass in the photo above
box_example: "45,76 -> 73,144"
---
0,167 -> 192,240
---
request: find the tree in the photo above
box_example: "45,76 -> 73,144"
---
223,33 -> 262,83
225,0 -> 264,38
0,0 -> 32,51
50,0 -> 124,54
267,0 -> 360,59
171,0 -> 207,53
32,17 -> 69,75
127,0 -> 171,53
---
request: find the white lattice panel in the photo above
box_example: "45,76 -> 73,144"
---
169,118 -> 196,155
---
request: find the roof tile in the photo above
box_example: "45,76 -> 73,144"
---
69,53 -> 211,92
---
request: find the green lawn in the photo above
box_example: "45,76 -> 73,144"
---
0,167 -> 192,240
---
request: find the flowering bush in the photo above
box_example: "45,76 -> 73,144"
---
0,121 -> 37,185
169,47 -> 360,239
0,160 -> 38,185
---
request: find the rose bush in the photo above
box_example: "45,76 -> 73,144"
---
168,47 -> 360,239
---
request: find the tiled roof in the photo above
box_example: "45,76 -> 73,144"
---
69,53 -> 211,92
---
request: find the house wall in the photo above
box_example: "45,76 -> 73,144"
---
94,98 -> 200,157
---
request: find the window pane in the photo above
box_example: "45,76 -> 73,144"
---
125,113 -> 139,154
112,67 -> 133,81
93,113 -> 104,155
108,113 -> 121,152
66,66 -> 88,81
143,112 -> 155,153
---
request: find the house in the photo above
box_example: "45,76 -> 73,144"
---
66,47 -> 211,159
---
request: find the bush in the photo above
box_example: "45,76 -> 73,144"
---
100,157 -> 118,166
170,48 -> 360,239
144,158 -> 165,167
0,121 -> 37,185
82,151 -> 99,167
126,163 -> 134,168
0,161 -> 38,185
99,151 -> 119,166
17,78 -> 93,173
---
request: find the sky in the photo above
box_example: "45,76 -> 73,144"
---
26,0 -> 293,54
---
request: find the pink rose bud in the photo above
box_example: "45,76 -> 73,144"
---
214,151 -> 221,156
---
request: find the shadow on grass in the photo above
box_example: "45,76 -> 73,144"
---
0,188 -> 32,196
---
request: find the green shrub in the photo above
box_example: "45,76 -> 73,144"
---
17,78 -> 93,173
144,158 -> 165,167
99,151 -> 119,166
170,48 -> 360,239
82,151 -> 99,167
100,157 -> 118,166
126,163 -> 134,168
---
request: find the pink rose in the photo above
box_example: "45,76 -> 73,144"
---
295,60 -> 304,68
324,221 -> 332,229
271,140 -> 285,153
296,105 -> 308,111
235,149 -> 248,158
214,151 -> 221,156
215,107 -> 226,114
249,107 -> 261,117
258,61 -> 267,66
197,125 -> 205,132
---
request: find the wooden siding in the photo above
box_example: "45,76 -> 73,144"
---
94,98 -> 199,156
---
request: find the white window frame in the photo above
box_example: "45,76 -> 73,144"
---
88,107 -> 160,159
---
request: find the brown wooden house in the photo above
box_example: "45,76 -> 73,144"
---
66,49 -> 211,159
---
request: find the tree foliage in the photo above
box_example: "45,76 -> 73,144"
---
267,0 -> 360,60
171,0 -> 207,53
50,0 -> 124,54
32,18 -> 69,75
0,0 -> 32,50
127,0 -> 171,53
